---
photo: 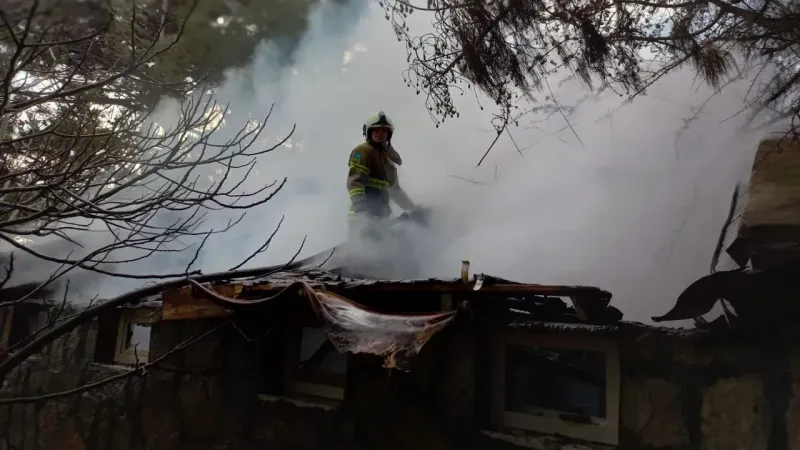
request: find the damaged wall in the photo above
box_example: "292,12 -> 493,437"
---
2,306 -> 800,450
435,319 -> 800,450
727,138 -> 800,269
0,317 -> 358,450
618,332 -> 800,450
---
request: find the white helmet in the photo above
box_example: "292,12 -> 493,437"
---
362,111 -> 395,142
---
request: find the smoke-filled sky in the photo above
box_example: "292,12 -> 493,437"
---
4,0 -> 785,323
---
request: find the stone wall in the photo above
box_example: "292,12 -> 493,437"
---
2,308 -> 800,450
618,334 -> 800,450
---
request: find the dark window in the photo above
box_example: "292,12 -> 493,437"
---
295,327 -> 347,386
505,345 -> 606,419
6,306 -> 41,347
125,323 -> 151,353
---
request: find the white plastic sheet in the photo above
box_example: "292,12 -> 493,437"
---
300,283 -> 457,371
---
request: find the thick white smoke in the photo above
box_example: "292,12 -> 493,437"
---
3,0 -> 784,325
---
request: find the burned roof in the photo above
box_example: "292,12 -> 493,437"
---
156,267 -> 624,370
234,268 -> 612,297
157,267 -> 752,350
155,266 -> 622,326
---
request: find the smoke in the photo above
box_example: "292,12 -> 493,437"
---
4,0 -> 785,325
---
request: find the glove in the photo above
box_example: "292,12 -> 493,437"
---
408,205 -> 431,225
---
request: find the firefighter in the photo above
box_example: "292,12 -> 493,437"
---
346,111 -> 416,240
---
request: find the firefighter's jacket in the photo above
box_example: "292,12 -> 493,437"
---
346,142 -> 411,219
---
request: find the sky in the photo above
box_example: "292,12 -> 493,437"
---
2,0 -> 786,324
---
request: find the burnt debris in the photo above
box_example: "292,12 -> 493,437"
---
653,257 -> 800,333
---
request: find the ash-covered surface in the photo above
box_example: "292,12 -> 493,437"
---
507,320 -> 717,339
509,321 -> 620,335
506,314 -> 767,343
120,294 -> 163,309
234,268 -> 613,298
239,268 -> 449,287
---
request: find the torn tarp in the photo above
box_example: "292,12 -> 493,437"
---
300,283 -> 456,371
188,279 -> 457,371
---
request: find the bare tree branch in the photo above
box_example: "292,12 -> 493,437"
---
0,0 -> 296,294
0,0 -> 308,386
381,0 -> 800,140
710,183 -> 741,273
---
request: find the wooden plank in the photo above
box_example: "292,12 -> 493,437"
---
161,287 -> 233,321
